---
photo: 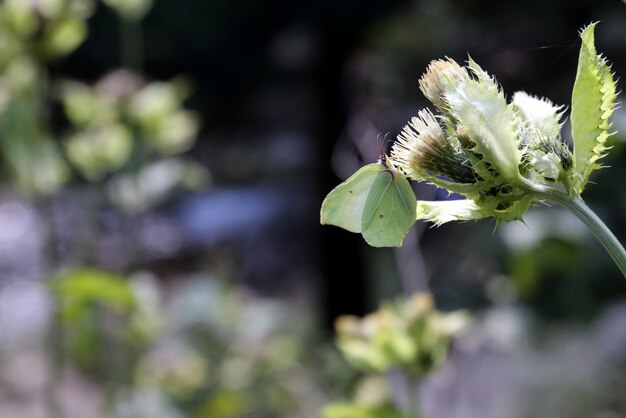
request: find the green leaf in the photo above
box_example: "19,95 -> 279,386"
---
51,268 -> 135,323
320,164 -> 383,233
361,168 -> 417,247
444,59 -> 522,185
321,403 -> 406,418
320,163 -> 416,247
570,22 -> 617,194
193,389 -> 247,418
337,338 -> 391,372
43,18 -> 87,57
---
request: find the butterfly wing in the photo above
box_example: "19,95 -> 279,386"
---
361,169 -> 416,247
320,163 -> 383,233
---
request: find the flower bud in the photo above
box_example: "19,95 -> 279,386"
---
418,58 -> 469,112
392,109 -> 477,183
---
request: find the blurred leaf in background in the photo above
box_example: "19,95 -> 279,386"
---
58,72 -> 203,189
44,272 -> 342,417
322,402 -> 407,418
0,56 -> 69,195
50,268 -> 154,386
0,0 -> 94,59
336,293 -> 468,376
327,293 -> 470,417
0,0 -> 96,195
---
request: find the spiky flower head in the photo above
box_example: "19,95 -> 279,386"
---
387,23 -> 617,227
418,58 -> 469,113
512,92 -> 573,183
392,109 -> 477,183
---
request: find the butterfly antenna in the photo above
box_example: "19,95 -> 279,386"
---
383,132 -> 393,157
377,132 -> 393,165
376,133 -> 385,163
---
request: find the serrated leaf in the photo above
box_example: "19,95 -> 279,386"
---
570,22 -> 617,194
444,59 -> 522,184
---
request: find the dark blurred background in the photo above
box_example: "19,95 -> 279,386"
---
0,0 -> 625,417
62,0 -> 626,318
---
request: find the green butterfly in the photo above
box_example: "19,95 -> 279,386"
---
320,158 -> 416,247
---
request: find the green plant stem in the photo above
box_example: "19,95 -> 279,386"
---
542,192 -> 626,278
404,373 -> 419,418
120,17 -> 142,72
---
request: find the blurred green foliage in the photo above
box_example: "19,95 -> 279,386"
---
509,235 -> 625,320
0,0 -> 93,61
336,293 -> 468,376
0,0 -> 206,213
50,268 -> 153,386
325,293 -> 470,418
0,0 -> 93,194
59,74 -> 201,182
0,56 -> 69,195
52,269 -> 135,320
322,375 -> 408,418
46,270 -> 338,418
322,403 -> 407,418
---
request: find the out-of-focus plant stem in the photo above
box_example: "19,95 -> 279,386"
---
404,373 -> 419,418
37,179 -> 61,418
46,298 -> 63,418
120,18 -> 142,72
34,66 -> 63,418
